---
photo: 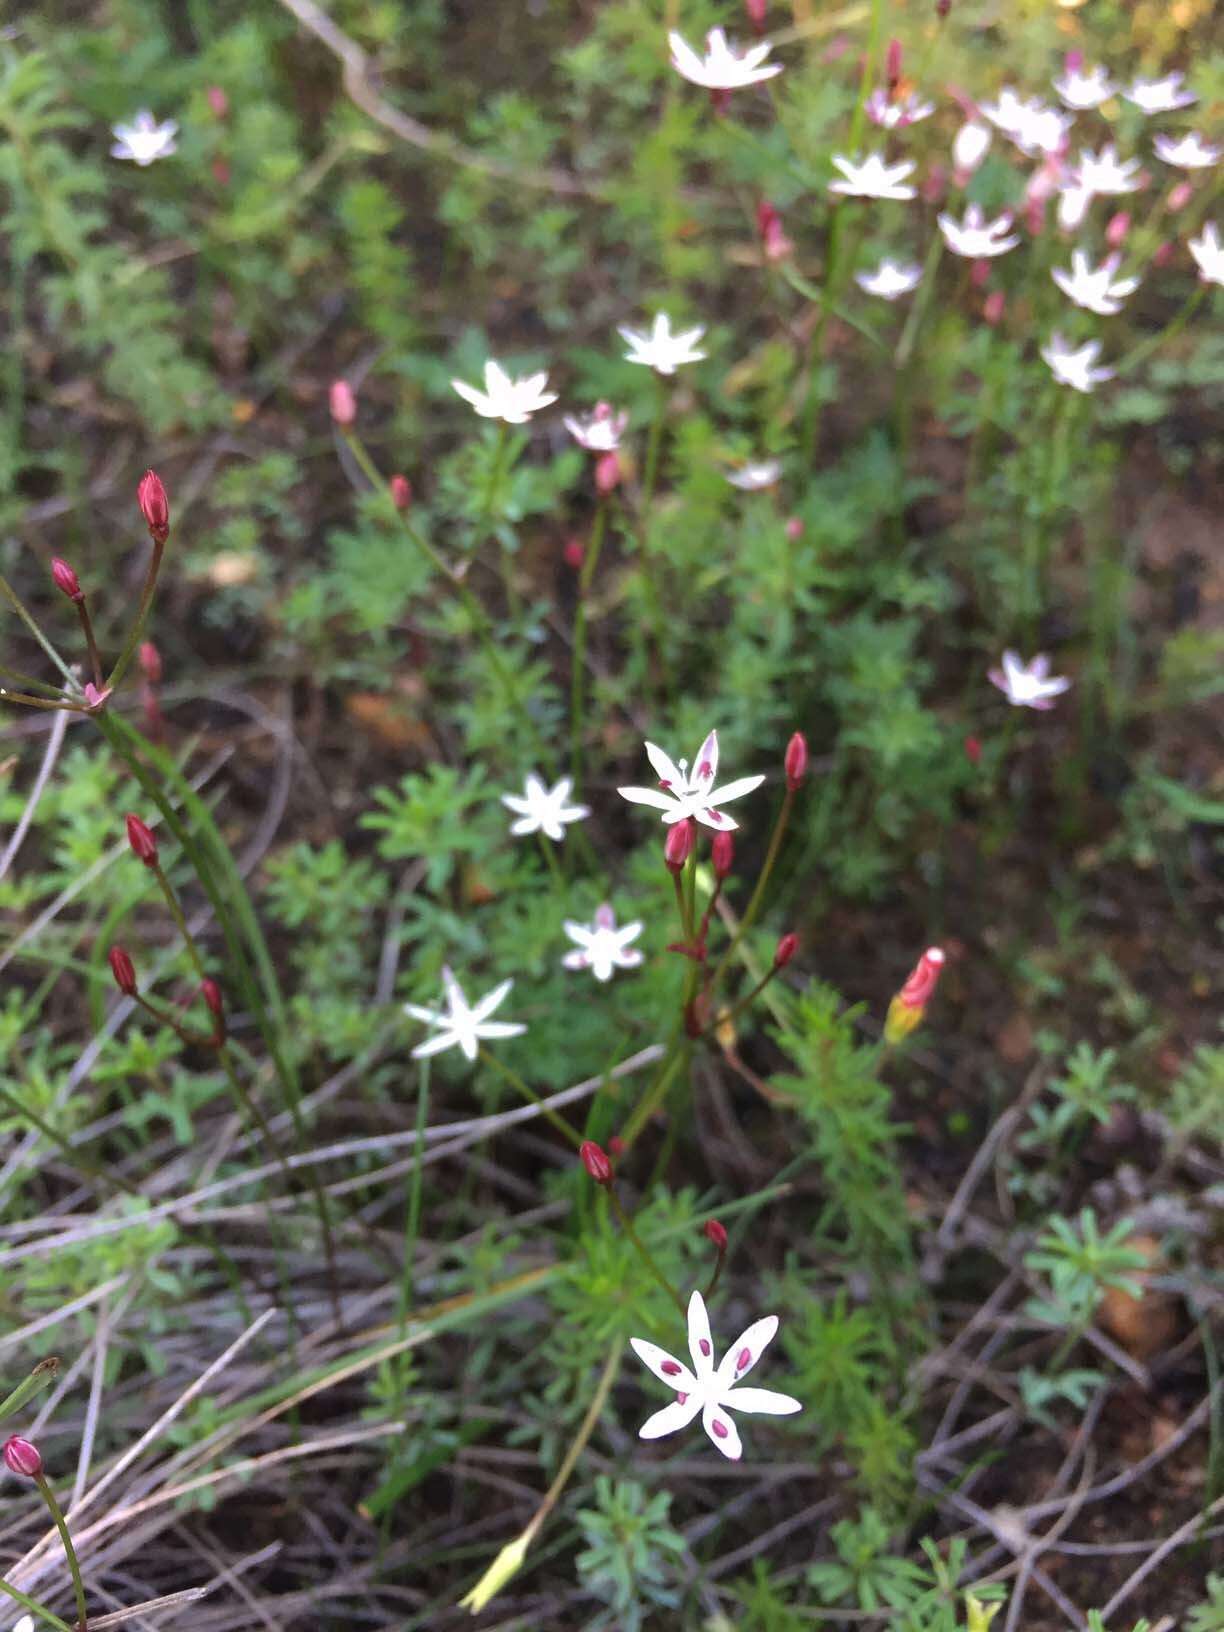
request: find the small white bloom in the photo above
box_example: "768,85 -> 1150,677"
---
829,152 -> 917,202
618,729 -> 764,832
1051,250 -> 1139,316
562,904 -> 644,982
11,1618 -> 35,1632
855,257 -> 923,300
451,360 -> 557,424
1124,73 -> 1197,115
1153,132 -> 1220,170
668,27 -> 782,91
405,968 -> 526,1061
937,204 -> 1019,259
982,89 -> 1070,155
1067,143 -> 1142,198
988,651 -> 1072,710
631,1289 -> 802,1461
1041,333 -> 1114,393
1057,184 -> 1094,231
1188,222 -> 1224,287
1054,64 -> 1115,111
619,313 -> 707,375
865,88 -> 935,129
564,403 -> 628,452
952,120 -> 992,176
725,459 -> 782,490
501,773 -> 589,842
110,110 -> 178,166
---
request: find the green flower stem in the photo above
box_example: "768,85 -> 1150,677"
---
569,496 -> 609,789
640,373 -> 669,513
621,1029 -> 686,1149
1115,283 -> 1208,376
0,689 -> 83,712
671,870 -> 693,944
485,425 -> 520,619
0,1358 -> 60,1424
708,786 -> 794,992
0,1079 -> 140,1198
477,1047 -> 583,1148
74,599 -> 103,690
104,539 -> 164,694
0,660 -> 64,697
33,1471 -> 88,1632
697,959 -> 784,1042
0,573 -> 77,686
0,1579 -> 70,1632
606,1186 -> 686,1318
535,829 -> 566,894
398,1056 -> 431,1325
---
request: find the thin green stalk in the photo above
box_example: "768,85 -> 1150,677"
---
0,1580 -> 70,1632
569,498 -> 608,788
104,540 -> 164,693
34,1472 -> 88,1631
640,373 -> 669,512
709,786 -> 794,991
520,1336 -> 624,1545
0,573 -> 77,686
535,829 -> 567,893
478,1047 -> 583,1147
398,1057 -> 431,1326
0,1079 -> 140,1198
1115,283 -> 1207,376
606,1187 -> 685,1318
621,1031 -> 686,1148
74,600 -> 103,690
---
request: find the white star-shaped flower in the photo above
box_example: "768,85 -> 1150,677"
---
501,773 -> 589,842
1041,333 -> 1113,393
618,729 -> 764,832
1153,132 -> 1220,170
725,460 -> 782,490
1189,222 -> 1224,287
937,204 -> 1020,259
1068,144 -> 1142,196
864,88 -> 935,129
562,904 -> 644,982
1054,64 -> 1115,111
631,1289 -> 802,1461
855,257 -> 923,300
1124,74 -> 1197,115
451,360 -> 557,424
110,111 -> 179,166
829,152 -> 917,201
981,89 -> 1070,155
619,313 -> 707,375
1051,250 -> 1139,316
564,403 -> 628,452
405,968 -> 526,1061
988,651 -> 1072,710
669,28 -> 781,92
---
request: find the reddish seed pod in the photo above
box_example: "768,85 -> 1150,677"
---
139,641 -> 163,684
329,379 -> 357,427
51,557 -> 83,602
125,813 -> 159,868
108,945 -> 137,997
711,829 -> 735,880
389,474 -> 412,511
580,1140 -> 613,1187
137,470 -> 170,545
784,731 -> 808,791
703,1218 -> 728,1251
774,931 -> 799,968
3,1435 -> 43,1478
664,818 -> 695,874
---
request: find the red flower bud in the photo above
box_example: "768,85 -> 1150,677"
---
580,1140 -> 613,1186
886,37 -> 903,92
594,451 -> 621,494
983,289 -> 1006,326
785,515 -> 804,541
137,470 -> 170,545
329,379 -> 357,427
125,814 -> 159,868
51,557 -> 82,602
139,641 -> 163,684
744,0 -> 767,33
3,1435 -> 43,1478
389,474 -> 412,511
563,537 -> 584,570
936,0 -> 951,16
963,734 -> 982,765
206,85 -> 229,119
898,946 -> 945,1009
1153,240 -> 1175,268
785,731 -> 808,791
1168,180 -> 1193,213
664,818 -> 695,874
703,1218 -> 728,1251
1105,211 -> 1130,249
108,945 -> 137,997
774,931 -> 799,968
200,978 -> 225,1030
711,829 -> 735,880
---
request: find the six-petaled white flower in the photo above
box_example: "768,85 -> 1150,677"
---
1153,132 -> 1220,170
937,204 -> 1019,259
856,257 -> 923,300
668,28 -> 782,91
110,111 -> 179,166
1041,333 -> 1114,393
562,904 -> 644,982
981,89 -> 1070,156
988,651 -> 1072,710
1124,73 -> 1197,115
451,360 -> 558,424
631,1289 -> 802,1461
952,120 -> 992,176
564,403 -> 629,452
829,152 -> 917,201
618,729 -> 764,832
1051,250 -> 1139,316
1054,64 -> 1115,110
1068,144 -> 1142,196
864,89 -> 934,129
725,460 -> 782,490
1188,222 -> 1224,287
619,313 -> 707,375
405,968 -> 526,1061
501,773 -> 589,842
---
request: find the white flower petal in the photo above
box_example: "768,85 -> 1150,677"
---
639,1395 -> 703,1439
687,1289 -> 715,1377
725,1386 -> 804,1416
630,1337 -> 699,1392
716,1315 -> 780,1388
702,1401 -> 743,1459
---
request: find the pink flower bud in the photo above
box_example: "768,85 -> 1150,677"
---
774,931 -> 799,968
898,947 -> 945,1009
983,289 -> 1005,326
784,731 -> 808,792
744,0 -> 767,33
137,470 -> 170,545
1167,181 -> 1193,213
964,734 -> 982,765
329,379 -> 357,427
580,1140 -> 613,1186
563,537 -> 584,570
664,818 -> 695,874
1153,240 -> 1175,267
970,258 -> 991,289
594,451 -> 621,494
1064,49 -> 1083,74
1105,211 -> 1131,249
756,200 -> 793,262
711,829 -> 735,880
922,164 -> 948,206
109,945 -> 137,997
785,516 -> 804,541
1024,194 -> 1047,236
703,1218 -> 728,1251
125,813 -> 159,868
3,1436 -> 42,1478
389,474 -> 412,511
885,38 -> 903,92
608,1134 -> 626,1156
207,85 -> 229,119
83,683 -> 112,711
51,557 -> 82,602
936,0 -> 951,15
201,978 -> 225,1031
139,641 -> 163,684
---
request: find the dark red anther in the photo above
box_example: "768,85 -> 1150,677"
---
661,1360 -> 682,1376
